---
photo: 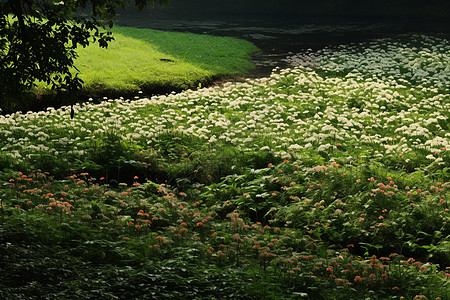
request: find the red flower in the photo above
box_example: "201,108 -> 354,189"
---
354,276 -> 363,283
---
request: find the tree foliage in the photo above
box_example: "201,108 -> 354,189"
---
0,0 -> 166,109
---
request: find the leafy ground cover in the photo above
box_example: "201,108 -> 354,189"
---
0,34 -> 449,299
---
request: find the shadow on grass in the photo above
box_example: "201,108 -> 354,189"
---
111,26 -> 258,76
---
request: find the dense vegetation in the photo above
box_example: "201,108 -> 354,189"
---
0,34 -> 449,299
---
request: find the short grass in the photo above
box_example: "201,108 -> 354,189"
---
36,26 -> 259,97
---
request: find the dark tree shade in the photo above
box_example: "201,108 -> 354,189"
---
0,0 -> 166,110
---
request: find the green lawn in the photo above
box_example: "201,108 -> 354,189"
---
36,26 -> 259,97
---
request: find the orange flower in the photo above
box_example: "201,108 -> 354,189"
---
354,276 -> 363,283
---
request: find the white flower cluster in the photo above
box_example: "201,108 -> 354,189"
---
0,35 -> 448,166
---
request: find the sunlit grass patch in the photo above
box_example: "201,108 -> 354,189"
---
34,26 -> 258,97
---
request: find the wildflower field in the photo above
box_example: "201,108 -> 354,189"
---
0,34 -> 449,299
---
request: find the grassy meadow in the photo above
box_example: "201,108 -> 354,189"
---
0,34 -> 449,299
32,26 -> 258,103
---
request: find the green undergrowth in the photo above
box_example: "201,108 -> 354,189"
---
0,34 -> 449,299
